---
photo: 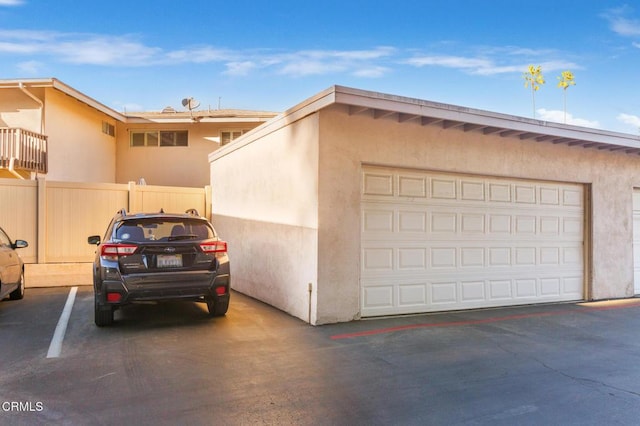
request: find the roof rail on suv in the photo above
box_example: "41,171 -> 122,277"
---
114,208 -> 201,217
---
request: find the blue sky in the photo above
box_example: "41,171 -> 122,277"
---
2,0 -> 640,134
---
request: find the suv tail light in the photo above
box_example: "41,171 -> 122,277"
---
200,241 -> 227,256
101,243 -> 138,261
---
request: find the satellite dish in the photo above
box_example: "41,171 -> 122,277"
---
181,97 -> 200,111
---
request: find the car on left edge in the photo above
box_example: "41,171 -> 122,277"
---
0,226 -> 28,301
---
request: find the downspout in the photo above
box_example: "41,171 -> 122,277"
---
18,82 -> 45,134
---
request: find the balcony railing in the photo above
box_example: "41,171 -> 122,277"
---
0,127 -> 48,174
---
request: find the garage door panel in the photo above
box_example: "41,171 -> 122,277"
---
362,248 -> 394,271
490,280 -> 512,299
361,167 -> 584,317
563,188 -> 583,206
398,248 -> 427,270
363,172 -> 394,196
431,282 -> 457,304
398,175 -> 427,198
363,285 -> 394,309
362,209 -> 394,232
399,210 -> 427,232
515,279 -> 537,297
399,284 -> 427,307
541,278 -> 561,296
489,183 -> 511,202
461,180 -> 485,201
361,244 -> 583,276
564,277 -> 583,295
461,281 -> 485,301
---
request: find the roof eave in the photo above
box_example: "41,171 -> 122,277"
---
0,78 -> 127,122
331,85 -> 640,152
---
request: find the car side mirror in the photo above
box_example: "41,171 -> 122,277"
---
88,235 -> 101,245
12,239 -> 28,249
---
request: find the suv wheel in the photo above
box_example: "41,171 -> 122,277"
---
9,271 -> 25,300
95,298 -> 114,327
206,296 -> 229,317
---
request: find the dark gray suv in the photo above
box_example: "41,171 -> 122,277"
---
88,208 -> 230,326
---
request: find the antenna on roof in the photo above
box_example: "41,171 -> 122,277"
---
182,97 -> 201,121
181,97 -> 200,111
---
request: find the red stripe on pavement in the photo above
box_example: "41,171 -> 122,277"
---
330,302 -> 640,340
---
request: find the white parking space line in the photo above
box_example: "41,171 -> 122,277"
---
46,286 -> 78,359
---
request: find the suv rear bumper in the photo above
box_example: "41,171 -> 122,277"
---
97,272 -> 230,305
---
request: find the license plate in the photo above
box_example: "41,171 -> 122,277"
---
157,254 -> 182,268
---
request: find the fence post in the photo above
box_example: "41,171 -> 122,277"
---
205,185 -> 212,220
128,181 -> 137,213
37,177 -> 46,264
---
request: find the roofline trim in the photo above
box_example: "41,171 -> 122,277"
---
331,85 -> 640,149
0,78 -> 128,122
209,86 -> 337,162
212,85 -> 640,163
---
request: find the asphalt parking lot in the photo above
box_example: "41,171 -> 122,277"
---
3,287 -> 640,425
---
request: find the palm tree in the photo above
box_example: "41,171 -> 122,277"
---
557,70 -> 576,124
523,65 -> 545,119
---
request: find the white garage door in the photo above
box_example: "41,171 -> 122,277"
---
360,166 -> 585,317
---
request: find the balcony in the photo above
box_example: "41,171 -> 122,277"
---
0,127 -> 48,175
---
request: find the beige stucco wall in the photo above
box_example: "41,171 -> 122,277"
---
208,98 -> 640,325
44,88 -> 116,183
209,114 -> 320,323
316,104 -> 640,323
116,121 -> 262,188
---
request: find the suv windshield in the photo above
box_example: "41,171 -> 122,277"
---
115,218 -> 214,242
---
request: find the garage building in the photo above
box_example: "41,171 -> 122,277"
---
209,86 -> 640,325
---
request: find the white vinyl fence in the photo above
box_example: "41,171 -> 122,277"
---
0,178 -> 211,264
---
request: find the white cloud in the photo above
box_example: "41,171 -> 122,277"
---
537,109 -> 600,128
55,37 -> 162,66
617,113 -> 640,128
224,61 -> 257,76
16,60 -> 41,74
0,28 -> 578,82
353,66 -> 389,78
166,46 -> 231,64
0,0 -> 24,6
603,7 -> 640,37
272,47 -> 394,77
278,60 -> 346,77
0,30 -> 397,77
405,53 -> 579,76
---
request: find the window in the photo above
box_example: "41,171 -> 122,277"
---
102,121 -> 115,137
160,131 -> 188,146
116,218 -> 214,242
130,130 -> 188,147
220,129 -> 249,146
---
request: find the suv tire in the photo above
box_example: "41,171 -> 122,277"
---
206,296 -> 229,317
95,298 -> 114,327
